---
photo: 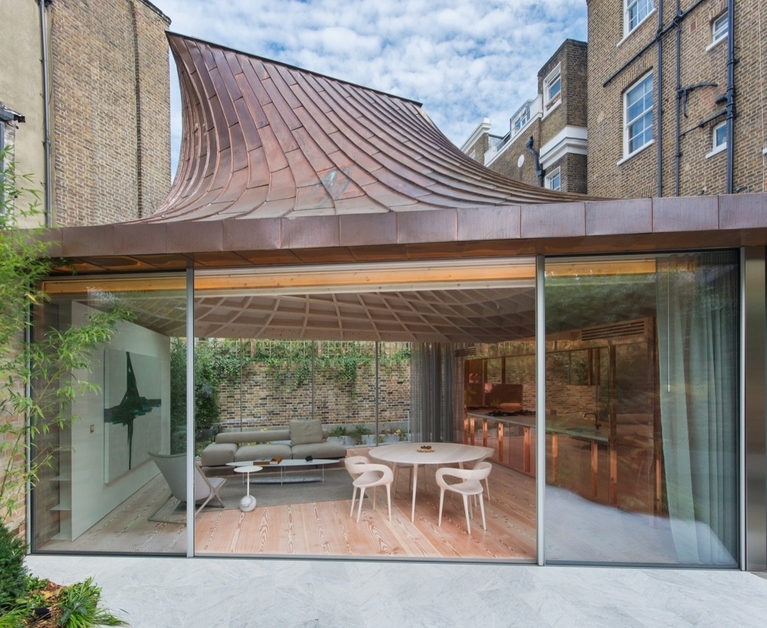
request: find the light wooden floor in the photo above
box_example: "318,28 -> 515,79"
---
39,459 -> 537,560
195,462 -> 536,559
40,474 -> 188,554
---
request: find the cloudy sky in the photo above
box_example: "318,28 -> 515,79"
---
150,0 -> 587,168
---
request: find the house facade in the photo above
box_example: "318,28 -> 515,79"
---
0,0 -> 171,228
461,40 -> 588,194
587,0 -> 766,197
463,0 -> 767,198
22,33 -> 767,571
1,4 -> 766,571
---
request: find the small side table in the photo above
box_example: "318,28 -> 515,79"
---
233,465 -> 262,512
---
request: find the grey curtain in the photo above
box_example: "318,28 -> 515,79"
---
656,251 -> 738,565
410,343 -> 459,442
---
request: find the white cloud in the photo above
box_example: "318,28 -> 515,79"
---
152,0 -> 586,171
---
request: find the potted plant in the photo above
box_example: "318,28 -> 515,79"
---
328,425 -> 347,445
352,423 -> 371,445
380,427 -> 399,444
395,428 -> 409,442
362,427 -> 377,446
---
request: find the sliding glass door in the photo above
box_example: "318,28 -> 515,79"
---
543,252 -> 739,565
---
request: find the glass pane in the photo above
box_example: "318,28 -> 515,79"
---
548,76 -> 561,101
544,253 -> 739,565
714,123 -> 727,148
192,259 -> 538,560
32,275 -> 187,554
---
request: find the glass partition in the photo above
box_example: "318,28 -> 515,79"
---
32,274 -> 187,554
544,252 -> 739,565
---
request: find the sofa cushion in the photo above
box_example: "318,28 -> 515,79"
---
235,443 -> 292,462
289,419 -> 323,445
291,442 -> 347,460
200,443 -> 237,467
216,429 -> 290,444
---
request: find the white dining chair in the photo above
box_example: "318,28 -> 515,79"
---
474,446 -> 495,500
344,455 -> 371,517
436,461 -> 492,534
350,463 -> 394,523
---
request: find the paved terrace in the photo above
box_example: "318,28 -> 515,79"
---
27,555 -> 767,627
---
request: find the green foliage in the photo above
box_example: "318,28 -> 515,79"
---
0,575 -> 126,627
329,425 -> 347,437
0,575 -> 48,627
170,340 -> 410,430
0,148 -> 127,518
352,423 -> 371,445
0,522 -> 27,613
170,338 -> 260,452
169,337 -> 187,453
57,578 -> 127,627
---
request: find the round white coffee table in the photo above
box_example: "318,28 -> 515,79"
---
233,465 -> 262,512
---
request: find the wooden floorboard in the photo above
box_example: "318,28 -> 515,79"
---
40,461 -> 536,560
194,462 -> 536,559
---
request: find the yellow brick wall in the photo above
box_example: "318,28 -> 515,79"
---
49,0 -> 170,226
587,0 -> 766,197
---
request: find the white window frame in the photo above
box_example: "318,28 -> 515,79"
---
623,72 -> 654,160
707,12 -> 728,50
624,0 -> 653,36
706,121 -> 727,158
545,167 -> 561,191
512,107 -> 530,136
544,65 -> 562,110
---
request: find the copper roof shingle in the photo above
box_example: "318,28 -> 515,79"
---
145,33 -> 587,224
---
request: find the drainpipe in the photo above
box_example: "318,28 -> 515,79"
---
525,136 -> 545,187
656,0 -> 664,197
38,0 -> 52,227
725,0 -> 735,194
674,2 -> 682,196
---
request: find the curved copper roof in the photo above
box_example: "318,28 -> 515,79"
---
146,33 -> 586,223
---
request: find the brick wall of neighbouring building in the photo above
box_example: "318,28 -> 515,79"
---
49,0 -> 170,226
479,39 -> 588,194
485,119 -> 544,187
464,129 -> 491,164
587,0 -> 766,198
538,40 -> 588,146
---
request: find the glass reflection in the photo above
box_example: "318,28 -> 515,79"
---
32,276 -> 187,554
544,252 -> 739,566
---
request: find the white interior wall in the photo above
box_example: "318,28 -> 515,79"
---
69,302 -> 171,540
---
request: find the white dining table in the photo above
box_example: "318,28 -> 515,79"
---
368,442 -> 488,522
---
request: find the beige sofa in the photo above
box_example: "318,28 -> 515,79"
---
200,419 -> 347,468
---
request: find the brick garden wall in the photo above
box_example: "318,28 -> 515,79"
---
217,354 -> 411,432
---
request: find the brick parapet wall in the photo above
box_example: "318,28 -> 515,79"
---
49,0 -> 170,226
485,119 -> 543,187
464,133 -> 491,164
